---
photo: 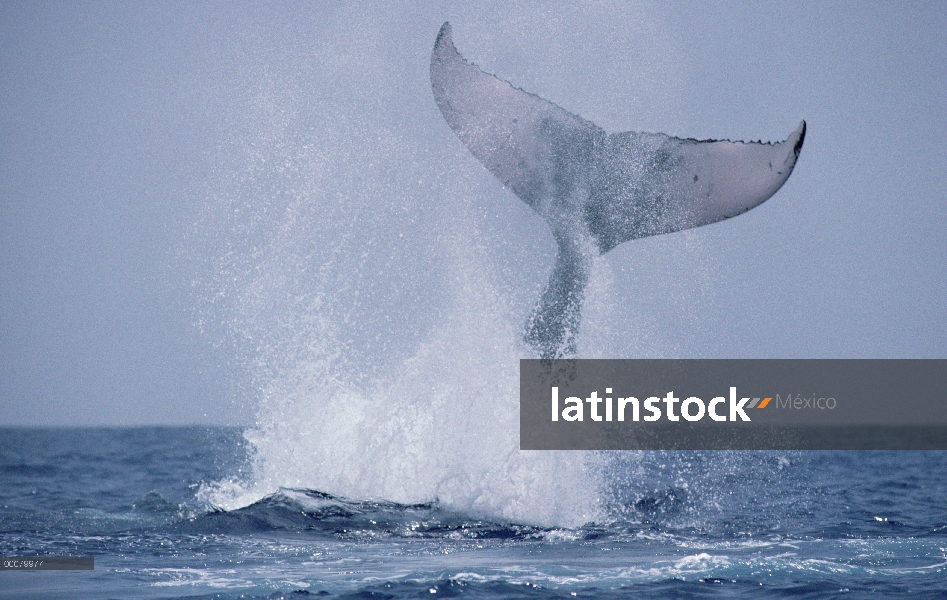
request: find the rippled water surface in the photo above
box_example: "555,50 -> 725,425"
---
2,427 -> 947,599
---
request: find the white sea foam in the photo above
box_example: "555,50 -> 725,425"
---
203,238 -> 603,526
194,106 -> 605,525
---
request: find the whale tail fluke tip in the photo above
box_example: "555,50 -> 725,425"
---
794,121 -> 806,157
437,22 -> 452,43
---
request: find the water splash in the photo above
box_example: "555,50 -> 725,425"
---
202,227 -> 603,526
190,73 -> 604,525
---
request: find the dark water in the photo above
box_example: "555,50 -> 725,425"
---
2,427 -> 947,599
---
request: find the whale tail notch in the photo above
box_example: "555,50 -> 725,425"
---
430,22 -> 805,358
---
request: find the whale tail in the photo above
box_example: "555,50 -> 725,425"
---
430,23 -> 805,358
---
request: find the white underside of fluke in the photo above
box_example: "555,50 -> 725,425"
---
430,22 -> 805,357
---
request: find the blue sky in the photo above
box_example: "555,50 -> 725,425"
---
1,2 -> 944,426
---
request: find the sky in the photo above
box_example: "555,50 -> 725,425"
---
1,1 -> 945,427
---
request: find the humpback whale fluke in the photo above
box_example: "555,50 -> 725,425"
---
430,22 -> 805,358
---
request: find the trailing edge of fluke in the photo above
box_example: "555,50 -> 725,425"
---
430,22 -> 805,359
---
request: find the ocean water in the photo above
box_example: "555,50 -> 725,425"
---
3,427 -> 947,599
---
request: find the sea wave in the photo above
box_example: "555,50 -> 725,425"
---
174,488 -> 554,539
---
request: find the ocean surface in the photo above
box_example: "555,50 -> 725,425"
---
2,427 -> 947,599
